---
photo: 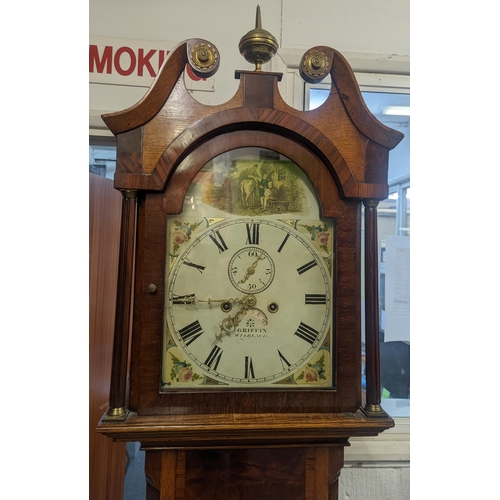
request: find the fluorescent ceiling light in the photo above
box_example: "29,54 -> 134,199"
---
383,106 -> 410,116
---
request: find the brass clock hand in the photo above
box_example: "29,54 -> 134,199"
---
212,315 -> 238,345
211,294 -> 258,345
198,294 -> 257,308
173,294 -> 254,311
200,294 -> 257,314
239,253 -> 265,284
171,293 -> 196,305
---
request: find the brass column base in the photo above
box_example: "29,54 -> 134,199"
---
102,406 -> 130,422
361,404 -> 391,419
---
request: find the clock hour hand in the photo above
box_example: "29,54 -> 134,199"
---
211,294 -> 258,345
212,311 -> 243,345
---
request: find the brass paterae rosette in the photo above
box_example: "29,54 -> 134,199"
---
239,5 -> 279,71
190,43 -> 218,71
302,50 -> 330,80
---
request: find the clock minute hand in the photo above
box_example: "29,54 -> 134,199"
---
199,294 -> 257,310
172,293 -> 196,305
172,295 -> 246,307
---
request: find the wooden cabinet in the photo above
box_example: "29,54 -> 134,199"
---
89,173 -> 126,500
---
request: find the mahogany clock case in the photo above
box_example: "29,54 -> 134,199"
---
92,20 -> 406,498
129,128 -> 362,416
99,38 -> 403,423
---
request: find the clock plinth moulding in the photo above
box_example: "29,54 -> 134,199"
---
96,7 -> 403,498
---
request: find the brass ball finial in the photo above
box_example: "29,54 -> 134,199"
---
238,5 -> 279,71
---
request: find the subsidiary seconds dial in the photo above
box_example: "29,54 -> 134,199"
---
228,247 -> 275,294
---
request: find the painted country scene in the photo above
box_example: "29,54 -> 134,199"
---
193,148 -> 311,217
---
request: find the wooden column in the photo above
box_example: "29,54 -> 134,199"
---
106,189 -> 137,418
362,199 -> 386,416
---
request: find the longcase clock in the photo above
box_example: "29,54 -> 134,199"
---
97,8 -> 404,499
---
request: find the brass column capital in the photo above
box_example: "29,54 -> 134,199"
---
121,189 -> 138,199
363,199 -> 379,209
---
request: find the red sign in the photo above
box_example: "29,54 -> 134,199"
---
89,39 -> 207,84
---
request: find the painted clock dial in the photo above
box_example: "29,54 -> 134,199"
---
162,148 -> 335,390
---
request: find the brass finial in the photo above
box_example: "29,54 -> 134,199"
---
238,5 -> 279,71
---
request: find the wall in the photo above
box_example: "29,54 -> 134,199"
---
89,1 -> 410,499
90,0 -> 409,130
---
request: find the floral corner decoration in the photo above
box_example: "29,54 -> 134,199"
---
169,352 -> 203,383
300,224 -> 330,253
170,220 -> 204,255
295,353 -> 328,383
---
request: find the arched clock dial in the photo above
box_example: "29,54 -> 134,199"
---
164,218 -> 332,387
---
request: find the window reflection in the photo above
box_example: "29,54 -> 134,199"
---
308,87 -> 410,417
89,136 -> 117,180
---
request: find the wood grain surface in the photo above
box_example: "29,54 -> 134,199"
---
143,446 -> 346,500
89,174 -> 126,500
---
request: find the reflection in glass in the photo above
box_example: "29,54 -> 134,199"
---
403,187 -> 410,236
308,87 -> 411,417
